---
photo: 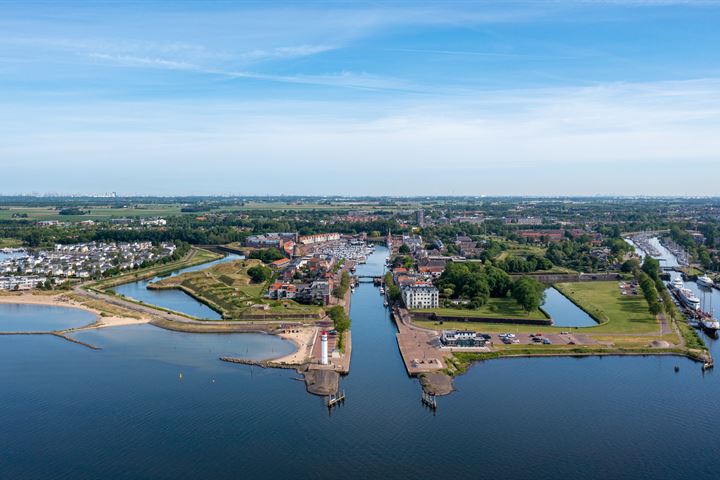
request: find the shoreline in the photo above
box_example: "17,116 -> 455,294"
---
0,292 -> 151,331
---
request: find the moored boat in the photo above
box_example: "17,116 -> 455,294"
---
697,275 -> 715,288
700,313 -> 720,332
678,287 -> 701,311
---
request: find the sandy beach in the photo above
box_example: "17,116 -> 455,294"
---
0,291 -> 150,330
271,326 -> 318,365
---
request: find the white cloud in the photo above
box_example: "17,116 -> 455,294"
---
1,77 -> 719,195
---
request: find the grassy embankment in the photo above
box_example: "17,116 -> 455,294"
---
88,247 -> 222,291
65,293 -> 144,319
415,281 -> 697,375
149,258 -> 323,321
415,296 -> 548,321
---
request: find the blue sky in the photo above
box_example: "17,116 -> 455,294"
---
1,0 -> 720,196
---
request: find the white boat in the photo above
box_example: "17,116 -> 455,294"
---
671,277 -> 684,290
697,275 -> 715,288
379,287 -> 385,295
678,288 -> 701,311
700,316 -> 720,331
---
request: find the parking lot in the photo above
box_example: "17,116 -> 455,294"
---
484,331 -> 597,347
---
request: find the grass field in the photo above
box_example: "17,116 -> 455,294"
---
553,281 -> 658,333
495,243 -> 546,261
0,205 -> 184,222
151,258 -> 323,319
415,297 -> 548,320
0,237 -> 23,248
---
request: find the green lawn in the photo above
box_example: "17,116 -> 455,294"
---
416,297 -> 548,320
0,237 -> 23,248
553,281 -> 658,333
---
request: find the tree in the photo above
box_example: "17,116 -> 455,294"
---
402,256 -> 414,270
384,272 -> 401,302
247,264 -> 272,283
333,271 -> 350,299
642,256 -> 661,281
621,258 -> 640,273
512,277 -> 545,312
327,306 -> 351,349
249,248 -> 285,264
398,244 -> 411,254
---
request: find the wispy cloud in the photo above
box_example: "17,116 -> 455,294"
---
85,52 -> 421,92
87,53 -> 198,71
239,44 -> 338,61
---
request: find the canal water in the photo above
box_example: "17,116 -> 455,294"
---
3,245 -> 720,479
111,254 -> 242,319
541,286 -> 598,327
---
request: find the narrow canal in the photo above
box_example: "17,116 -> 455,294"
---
111,254 -> 242,319
541,286 -> 598,327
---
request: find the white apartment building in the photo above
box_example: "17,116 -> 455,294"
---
401,284 -> 439,309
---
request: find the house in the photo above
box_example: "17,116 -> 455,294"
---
440,330 -> 486,347
245,233 -> 297,248
295,281 -> 331,305
271,258 -> 291,269
0,276 -> 47,290
401,283 -> 439,309
418,265 -> 445,276
266,282 -> 297,299
299,233 -> 341,245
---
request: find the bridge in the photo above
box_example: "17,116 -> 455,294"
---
354,276 -> 383,284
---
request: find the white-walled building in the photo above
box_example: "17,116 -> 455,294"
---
401,284 -> 439,309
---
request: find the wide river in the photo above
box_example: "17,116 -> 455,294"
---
3,245 -> 720,479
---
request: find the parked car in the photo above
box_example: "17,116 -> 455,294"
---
542,338 -> 552,345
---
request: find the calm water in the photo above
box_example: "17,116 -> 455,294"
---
112,254 -> 242,319
650,237 -> 680,268
3,246 -> 720,479
542,286 -> 598,327
0,303 -> 96,332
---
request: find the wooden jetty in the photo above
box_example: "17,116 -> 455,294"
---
421,391 -> 437,410
327,390 -> 346,408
